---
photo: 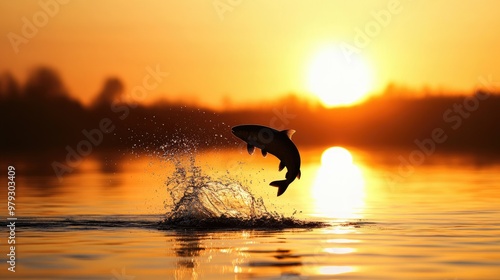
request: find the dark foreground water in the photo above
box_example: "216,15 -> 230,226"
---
1,147 -> 500,279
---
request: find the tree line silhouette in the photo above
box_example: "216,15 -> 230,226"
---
1,67 -> 499,155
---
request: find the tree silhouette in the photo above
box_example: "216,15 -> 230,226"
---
1,66 -> 499,153
0,72 -> 21,100
23,67 -> 69,100
91,77 -> 124,108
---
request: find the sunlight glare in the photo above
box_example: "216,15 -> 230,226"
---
312,147 -> 365,219
321,146 -> 353,167
324,247 -> 356,254
307,45 -> 372,107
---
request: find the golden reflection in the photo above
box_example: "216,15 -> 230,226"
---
318,266 -> 355,275
324,247 -> 355,254
329,238 -> 360,244
312,147 -> 365,219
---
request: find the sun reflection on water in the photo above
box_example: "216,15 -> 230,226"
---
324,247 -> 356,254
312,147 -> 366,219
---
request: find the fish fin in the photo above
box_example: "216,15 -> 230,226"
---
278,161 -> 285,171
270,180 -> 290,196
261,149 -> 267,157
281,129 -> 296,139
297,170 -> 301,179
247,144 -> 255,155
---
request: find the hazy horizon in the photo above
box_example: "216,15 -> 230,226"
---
2,65 -> 498,111
2,66 -> 499,155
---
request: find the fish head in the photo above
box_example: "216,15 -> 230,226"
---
231,125 -> 252,142
232,125 -> 277,148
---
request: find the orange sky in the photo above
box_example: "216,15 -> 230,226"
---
1,0 -> 500,108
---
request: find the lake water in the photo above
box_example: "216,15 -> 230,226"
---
1,146 -> 500,279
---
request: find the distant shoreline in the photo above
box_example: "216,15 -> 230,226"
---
1,68 -> 499,153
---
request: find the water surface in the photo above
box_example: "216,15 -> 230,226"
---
1,147 -> 500,279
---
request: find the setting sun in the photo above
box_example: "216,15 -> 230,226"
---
307,46 -> 372,107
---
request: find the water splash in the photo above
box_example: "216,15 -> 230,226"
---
159,156 -> 326,230
124,112 -> 326,230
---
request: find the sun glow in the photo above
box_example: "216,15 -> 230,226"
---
312,147 -> 365,219
307,46 -> 372,107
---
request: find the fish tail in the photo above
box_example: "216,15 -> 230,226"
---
270,180 -> 290,197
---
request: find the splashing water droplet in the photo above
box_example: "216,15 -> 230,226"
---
159,155 -> 326,230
